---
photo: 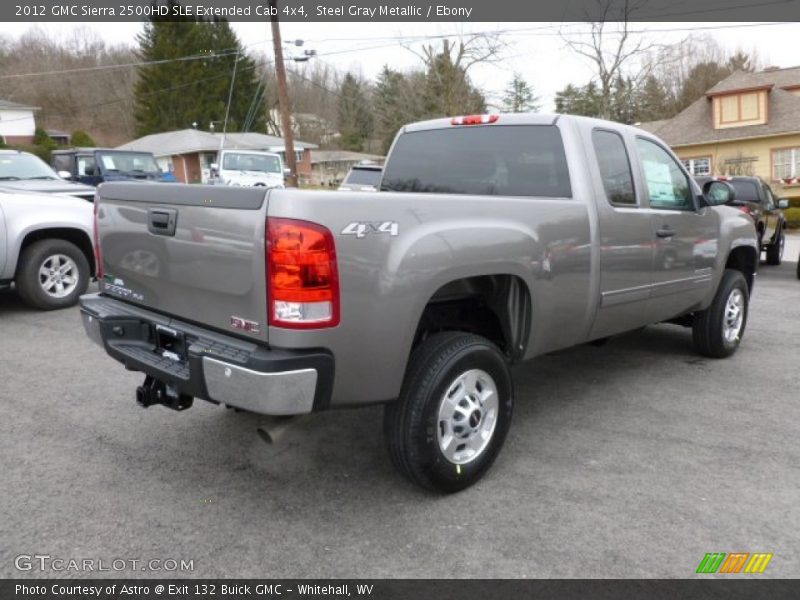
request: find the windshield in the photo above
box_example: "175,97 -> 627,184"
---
381,125 -> 572,197
344,167 -> 382,186
222,153 -> 282,174
96,151 -> 160,174
0,153 -> 60,180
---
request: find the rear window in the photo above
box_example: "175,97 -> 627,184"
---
729,181 -> 759,202
381,125 -> 572,198
345,167 -> 382,186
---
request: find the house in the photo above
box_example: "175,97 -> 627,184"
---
116,129 -> 317,183
640,66 -> 800,200
0,99 -> 40,145
310,150 -> 385,186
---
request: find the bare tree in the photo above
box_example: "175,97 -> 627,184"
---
561,0 -> 658,119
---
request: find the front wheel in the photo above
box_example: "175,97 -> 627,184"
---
15,239 -> 90,310
383,332 -> 513,493
692,269 -> 749,358
766,228 -> 784,265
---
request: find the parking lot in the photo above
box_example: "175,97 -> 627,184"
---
1,236 -> 798,579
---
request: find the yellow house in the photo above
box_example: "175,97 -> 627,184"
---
641,66 -> 800,201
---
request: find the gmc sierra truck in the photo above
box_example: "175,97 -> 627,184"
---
80,113 -> 758,492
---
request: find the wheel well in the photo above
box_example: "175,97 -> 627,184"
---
17,228 -> 95,277
725,246 -> 757,292
413,275 -> 531,360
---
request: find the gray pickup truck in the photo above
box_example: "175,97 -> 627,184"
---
80,113 -> 758,492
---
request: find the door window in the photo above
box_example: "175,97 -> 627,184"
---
77,156 -> 97,177
636,138 -> 693,210
592,130 -> 636,205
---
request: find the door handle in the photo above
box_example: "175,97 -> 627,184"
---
147,208 -> 178,236
656,226 -> 675,239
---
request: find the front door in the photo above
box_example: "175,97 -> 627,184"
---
634,137 -> 718,323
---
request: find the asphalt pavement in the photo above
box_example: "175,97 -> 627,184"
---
1,236 -> 798,578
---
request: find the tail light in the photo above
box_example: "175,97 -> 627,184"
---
267,218 -> 339,329
737,205 -> 752,215
451,114 -> 499,126
93,201 -> 104,280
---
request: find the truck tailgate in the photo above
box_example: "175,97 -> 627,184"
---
96,182 -> 269,342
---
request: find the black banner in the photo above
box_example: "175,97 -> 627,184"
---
3,0 -> 800,22
3,579 -> 800,600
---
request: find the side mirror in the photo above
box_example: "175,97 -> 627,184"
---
57,170 -> 72,179
778,198 -> 790,209
283,168 -> 292,177
702,180 -> 736,206
210,163 -> 219,171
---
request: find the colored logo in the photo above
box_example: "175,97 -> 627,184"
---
696,552 -> 773,574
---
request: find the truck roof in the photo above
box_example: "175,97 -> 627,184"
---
401,112 -> 661,140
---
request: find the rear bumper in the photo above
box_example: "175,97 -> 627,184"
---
79,293 -> 334,415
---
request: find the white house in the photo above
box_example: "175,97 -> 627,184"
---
0,99 -> 40,145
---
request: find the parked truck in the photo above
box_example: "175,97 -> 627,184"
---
0,188 -> 94,309
80,113 -> 758,492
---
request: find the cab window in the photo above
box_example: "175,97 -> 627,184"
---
635,138 -> 693,210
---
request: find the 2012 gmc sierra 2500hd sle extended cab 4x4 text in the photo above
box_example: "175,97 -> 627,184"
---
80,113 -> 758,492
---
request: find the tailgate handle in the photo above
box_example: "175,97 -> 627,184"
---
147,208 -> 178,236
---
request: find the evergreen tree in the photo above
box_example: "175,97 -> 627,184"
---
501,73 -> 540,113
635,75 -> 670,122
337,73 -> 373,152
421,40 -> 486,117
373,66 -> 412,154
133,5 -> 263,136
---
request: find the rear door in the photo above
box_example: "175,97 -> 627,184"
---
587,128 -> 655,339
634,137 -> 718,323
97,183 -> 269,342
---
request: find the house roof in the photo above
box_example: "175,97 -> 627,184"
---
649,66 -> 800,147
116,129 -> 317,156
706,65 -> 800,95
0,99 -> 40,111
311,150 -> 385,164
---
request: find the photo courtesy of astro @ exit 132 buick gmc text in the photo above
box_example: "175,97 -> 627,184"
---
1,0 -> 800,598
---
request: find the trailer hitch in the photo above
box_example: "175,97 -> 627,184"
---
136,375 -> 193,411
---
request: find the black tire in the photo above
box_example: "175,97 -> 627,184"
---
797,253 -> 800,280
692,269 -> 749,358
383,332 -> 513,493
15,239 -> 90,310
765,227 -> 784,266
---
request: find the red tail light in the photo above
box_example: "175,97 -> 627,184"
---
267,218 -> 340,329
738,205 -> 752,215
451,114 -> 499,126
93,201 -> 104,280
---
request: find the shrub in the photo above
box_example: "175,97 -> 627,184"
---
70,130 -> 96,147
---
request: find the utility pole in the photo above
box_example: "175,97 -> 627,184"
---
269,0 -> 298,187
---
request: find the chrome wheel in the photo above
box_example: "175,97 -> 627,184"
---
437,369 -> 499,465
779,235 -> 785,260
38,254 -> 79,298
722,288 -> 745,344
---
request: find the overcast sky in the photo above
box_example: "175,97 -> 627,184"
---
7,21 -> 800,110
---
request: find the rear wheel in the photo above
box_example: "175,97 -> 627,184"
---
383,332 -> 513,493
766,228 -> 784,265
692,269 -> 749,358
15,239 -> 90,310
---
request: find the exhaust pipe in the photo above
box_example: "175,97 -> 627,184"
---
257,416 -> 304,445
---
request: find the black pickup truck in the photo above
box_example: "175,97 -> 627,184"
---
696,176 -> 788,264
